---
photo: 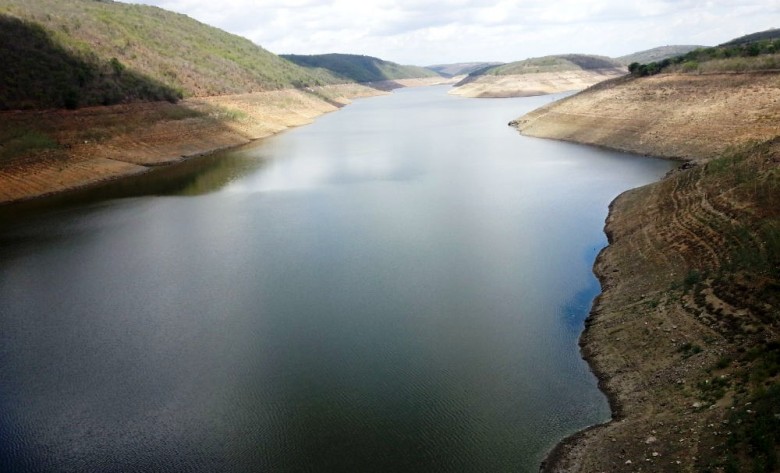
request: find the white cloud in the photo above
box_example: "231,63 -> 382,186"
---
123,0 -> 780,64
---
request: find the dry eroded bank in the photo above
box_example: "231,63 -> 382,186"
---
0,83 -> 390,204
514,72 -> 780,160
516,72 -> 780,473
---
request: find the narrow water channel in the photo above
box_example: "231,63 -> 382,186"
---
0,86 -> 674,472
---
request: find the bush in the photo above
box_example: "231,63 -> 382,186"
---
109,56 -> 125,75
631,38 -> 780,76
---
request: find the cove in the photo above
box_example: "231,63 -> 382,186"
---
0,85 -> 674,472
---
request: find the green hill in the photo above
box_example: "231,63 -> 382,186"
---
470,54 -> 624,77
0,0 -> 341,110
426,62 -> 503,78
720,28 -> 780,46
616,45 -> 704,66
281,53 -> 440,83
628,29 -> 780,76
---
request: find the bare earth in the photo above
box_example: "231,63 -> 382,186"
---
514,72 -> 780,159
0,82 -> 418,204
515,72 -> 780,472
448,69 -> 627,98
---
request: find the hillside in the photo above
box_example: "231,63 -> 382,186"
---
0,83 -> 384,204
449,54 -> 626,98
0,0 -> 398,203
281,53 -> 440,84
513,73 -> 779,159
0,0 -> 459,204
425,62 -> 503,78
474,54 -> 623,76
512,65 -> 780,472
721,28 -> 780,46
0,0 -> 342,109
627,32 -> 780,76
615,45 -> 704,66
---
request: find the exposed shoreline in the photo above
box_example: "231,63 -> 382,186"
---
0,78 -> 451,207
516,71 -> 780,472
449,69 -> 626,98
0,84 -> 382,206
538,196 -> 641,472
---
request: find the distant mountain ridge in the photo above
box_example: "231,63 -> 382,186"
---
616,45 -> 704,65
471,54 -> 624,77
720,28 -> 780,46
281,53 -> 440,84
626,29 -> 780,76
426,62 -> 503,77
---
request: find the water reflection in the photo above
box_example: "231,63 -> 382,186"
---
0,146 -> 269,223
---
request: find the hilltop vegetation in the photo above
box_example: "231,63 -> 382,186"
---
616,45 -> 703,66
281,53 -> 440,83
0,14 -> 180,109
470,54 -> 624,77
425,62 -> 503,78
628,29 -> 780,76
0,0 -> 342,109
449,54 -> 625,98
721,28 -> 780,46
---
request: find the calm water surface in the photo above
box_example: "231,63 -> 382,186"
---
0,86 -> 674,472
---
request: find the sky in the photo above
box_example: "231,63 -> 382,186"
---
123,0 -> 779,65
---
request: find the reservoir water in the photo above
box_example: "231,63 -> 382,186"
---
0,86 -> 674,472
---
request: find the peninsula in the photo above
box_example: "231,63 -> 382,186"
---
449,54 -> 627,98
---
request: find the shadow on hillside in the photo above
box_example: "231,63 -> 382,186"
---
0,14 -> 182,110
283,54 -> 423,89
561,54 -> 623,70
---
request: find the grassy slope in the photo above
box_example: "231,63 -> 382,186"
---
721,28 -> 780,46
615,45 -> 703,65
0,14 -> 184,109
628,34 -> 780,75
474,54 -> 623,76
425,62 -> 503,78
0,0 -> 342,109
281,53 -> 440,83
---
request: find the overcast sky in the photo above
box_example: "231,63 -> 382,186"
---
123,0 -> 779,65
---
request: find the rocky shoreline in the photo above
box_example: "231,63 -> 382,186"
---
539,217 -> 628,472
515,72 -> 780,472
